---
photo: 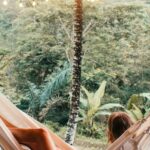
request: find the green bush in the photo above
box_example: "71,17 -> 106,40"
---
77,122 -> 106,139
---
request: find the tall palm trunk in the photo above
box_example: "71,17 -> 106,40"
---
65,0 -> 83,145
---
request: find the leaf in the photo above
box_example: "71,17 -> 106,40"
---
80,97 -> 88,109
81,86 -> 94,106
125,109 -> 137,122
94,111 -> 111,117
132,104 -> 143,120
79,108 -> 86,118
99,103 -> 125,111
93,80 -> 107,108
77,117 -> 84,122
40,63 -> 71,106
125,104 -> 143,122
140,93 -> 150,101
127,94 -> 143,109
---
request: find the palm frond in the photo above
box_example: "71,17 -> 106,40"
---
40,63 -> 71,106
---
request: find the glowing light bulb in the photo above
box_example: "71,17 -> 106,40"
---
87,0 -> 95,2
32,1 -> 36,7
3,0 -> 8,6
19,2 -> 23,8
45,0 -> 48,2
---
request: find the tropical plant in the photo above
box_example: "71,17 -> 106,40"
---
17,63 -> 71,120
127,94 -> 145,110
125,104 -> 143,122
79,80 -> 124,126
40,63 -> 71,107
0,0 -> 150,143
125,93 -> 150,121
1,1 -> 150,106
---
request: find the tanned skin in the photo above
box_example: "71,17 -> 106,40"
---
107,112 -> 134,143
0,116 -> 60,150
10,128 -> 58,150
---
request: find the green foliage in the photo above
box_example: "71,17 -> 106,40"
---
42,100 -> 70,125
125,104 -> 143,122
127,94 -> 144,110
16,63 -> 71,120
78,123 -> 106,139
45,121 -> 61,132
80,81 -> 106,125
40,63 -> 71,106
79,81 -> 124,127
141,93 -> 150,117
82,3 -> 150,103
124,93 -> 150,121
0,0 -> 150,128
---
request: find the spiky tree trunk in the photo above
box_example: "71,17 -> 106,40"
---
65,0 -> 83,145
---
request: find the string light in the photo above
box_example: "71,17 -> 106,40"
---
32,0 -> 36,7
19,2 -> 24,8
19,0 -> 24,8
3,0 -> 8,6
2,0 -> 96,7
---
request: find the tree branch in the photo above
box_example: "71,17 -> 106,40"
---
58,16 -> 73,43
83,19 -> 97,37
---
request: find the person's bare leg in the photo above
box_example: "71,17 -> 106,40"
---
10,128 -> 57,150
0,94 -> 74,150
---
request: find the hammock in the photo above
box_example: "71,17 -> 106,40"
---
0,93 -> 75,150
106,114 -> 150,150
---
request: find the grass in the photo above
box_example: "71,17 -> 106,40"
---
74,135 -> 107,150
45,122 -> 108,150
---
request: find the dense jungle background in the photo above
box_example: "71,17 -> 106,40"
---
0,0 -> 150,149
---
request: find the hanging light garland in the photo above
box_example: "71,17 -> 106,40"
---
2,0 -> 95,7
2,0 -> 26,8
2,0 -> 49,7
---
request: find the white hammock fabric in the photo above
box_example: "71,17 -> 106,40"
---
0,93 -> 75,150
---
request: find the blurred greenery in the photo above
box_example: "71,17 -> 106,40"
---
0,0 -> 150,140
